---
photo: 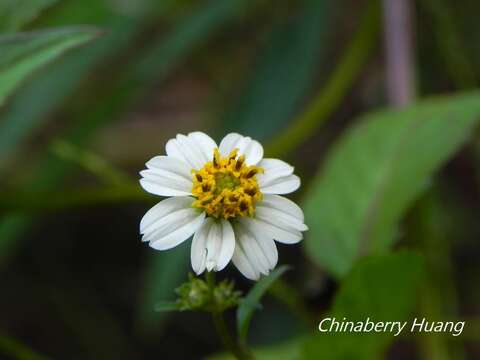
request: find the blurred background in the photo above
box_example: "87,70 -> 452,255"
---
1,0 -> 480,359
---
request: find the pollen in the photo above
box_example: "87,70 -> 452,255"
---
191,148 -> 263,219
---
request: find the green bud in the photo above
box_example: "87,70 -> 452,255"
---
214,279 -> 242,312
174,273 -> 242,312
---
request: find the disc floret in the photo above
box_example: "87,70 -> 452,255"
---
192,148 -> 263,219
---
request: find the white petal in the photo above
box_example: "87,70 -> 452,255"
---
188,132 -> 217,163
237,222 -> 278,272
191,218 -> 213,275
205,219 -> 222,271
256,158 -> 294,187
191,218 -> 235,274
140,196 -> 194,234
165,134 -> 206,170
219,133 -> 243,156
242,139 -> 263,165
259,174 -> 300,195
146,211 -> 206,251
232,222 -> 278,280
239,217 -> 303,244
216,219 -> 236,271
146,155 -> 192,181
219,133 -> 264,165
256,195 -> 308,232
259,194 -> 304,221
231,241 -> 260,281
139,168 -> 192,197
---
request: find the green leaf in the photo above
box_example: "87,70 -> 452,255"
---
0,0 -> 60,32
0,27 -> 99,106
303,91 -> 480,277
237,265 -> 291,343
302,252 -> 425,359
0,21 -> 141,170
222,0 -> 333,141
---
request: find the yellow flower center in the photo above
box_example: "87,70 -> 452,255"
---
191,148 -> 263,219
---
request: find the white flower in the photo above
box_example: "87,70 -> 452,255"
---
139,132 -> 308,280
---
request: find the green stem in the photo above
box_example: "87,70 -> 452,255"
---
205,272 -> 252,360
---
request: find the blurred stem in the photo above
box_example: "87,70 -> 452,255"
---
265,0 -> 380,158
51,140 -> 131,186
383,0 -> 416,106
0,332 -> 51,360
205,272 -> 252,360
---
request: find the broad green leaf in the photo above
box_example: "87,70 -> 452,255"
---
0,0 -> 60,32
304,91 -> 480,277
302,252 -> 425,359
222,0 -> 333,141
0,27 -> 99,106
237,265 -> 291,343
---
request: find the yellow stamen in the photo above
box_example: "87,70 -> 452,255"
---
191,148 -> 263,219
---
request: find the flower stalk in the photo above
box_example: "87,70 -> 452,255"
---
205,272 -> 253,360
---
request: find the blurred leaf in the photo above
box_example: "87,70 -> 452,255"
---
304,91 -> 480,277
0,21 -> 140,171
0,0 -> 59,32
411,190 -> 465,360
237,265 -> 290,344
302,252 -> 425,359
208,337 -> 304,360
0,27 -> 100,106
131,0 -> 248,84
266,0 -> 380,157
0,0 -> 245,171
222,0 -> 334,141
